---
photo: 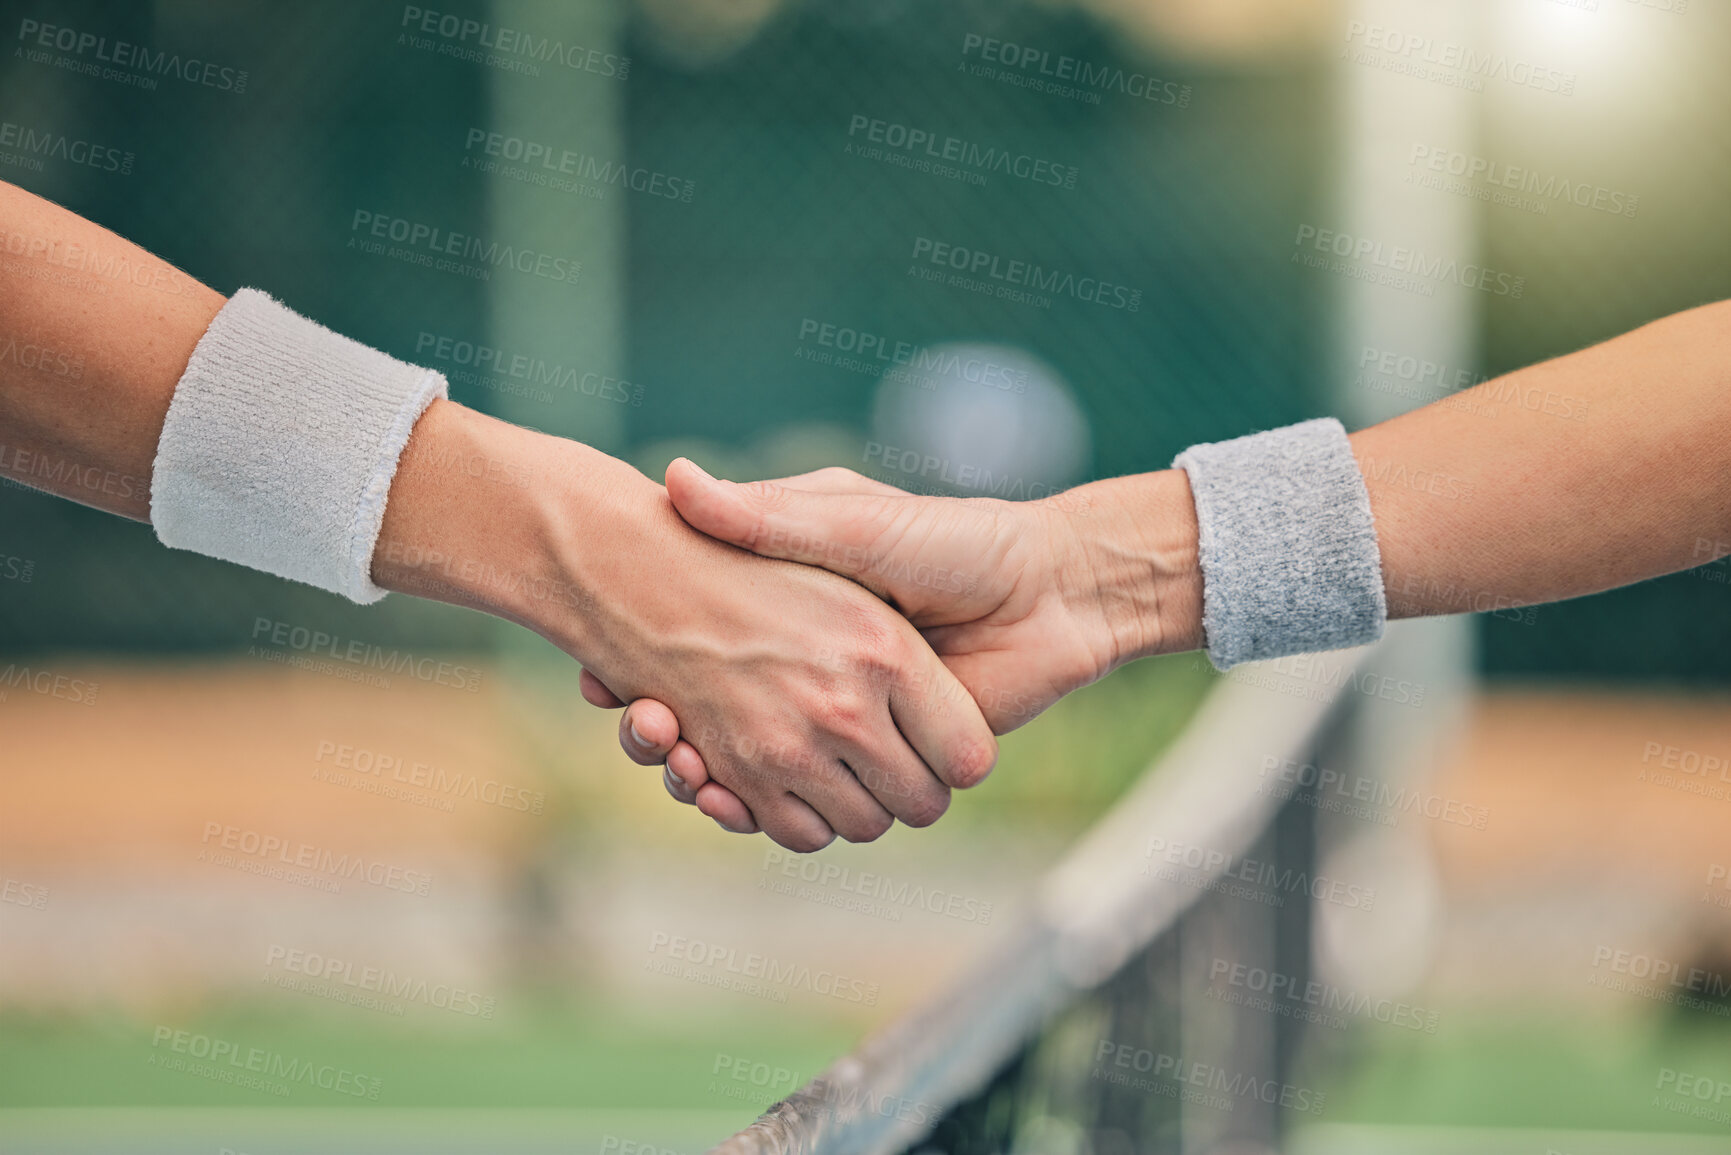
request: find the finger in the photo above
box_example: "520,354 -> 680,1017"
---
712,736 -> 897,844
710,745 -> 892,845
889,647 -> 999,790
666,740 -> 710,791
663,764 -> 698,805
665,458 -> 907,599
921,638 -> 1057,734
772,466 -> 908,498
619,699 -> 680,766
839,720 -> 951,829
580,668 -> 625,709
694,781 -> 758,834
785,765 -> 897,845
739,790 -> 836,853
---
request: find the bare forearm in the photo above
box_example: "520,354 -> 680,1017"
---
0,180 -> 224,519
1355,300 -> 1731,617
1061,303 -> 1731,668
369,396 -> 655,641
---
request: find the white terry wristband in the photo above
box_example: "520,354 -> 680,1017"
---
150,288 -> 447,604
1173,418 -> 1386,671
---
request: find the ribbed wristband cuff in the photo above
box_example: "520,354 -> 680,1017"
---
150,288 -> 447,604
1173,418 -> 1386,670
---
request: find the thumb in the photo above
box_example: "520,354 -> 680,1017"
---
666,457 -> 901,594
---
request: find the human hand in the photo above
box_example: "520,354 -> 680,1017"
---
373,405 -> 997,852
588,459 -> 1204,821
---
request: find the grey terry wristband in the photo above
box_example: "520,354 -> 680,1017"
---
1172,418 -> 1386,670
151,289 -> 447,604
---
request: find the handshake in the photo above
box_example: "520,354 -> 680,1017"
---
6,184 -> 1716,861
564,456 -> 1207,853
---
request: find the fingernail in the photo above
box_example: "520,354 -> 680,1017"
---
664,761 -> 688,788
714,817 -> 750,835
629,722 -> 653,749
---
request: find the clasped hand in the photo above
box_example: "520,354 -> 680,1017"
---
579,459 -> 1201,850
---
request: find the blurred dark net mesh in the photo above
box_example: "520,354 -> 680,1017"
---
622,0 -> 1333,471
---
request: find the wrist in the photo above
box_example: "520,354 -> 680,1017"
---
372,400 -> 652,640
1045,468 -> 1204,674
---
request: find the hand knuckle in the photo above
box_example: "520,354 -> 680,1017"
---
813,689 -> 870,736
846,813 -> 894,844
950,739 -> 999,787
903,787 -> 951,828
786,829 -> 832,854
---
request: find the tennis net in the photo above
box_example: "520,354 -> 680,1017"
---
711,639 -> 1439,1155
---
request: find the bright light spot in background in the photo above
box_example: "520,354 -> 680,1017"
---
634,0 -> 788,66
870,344 -> 1091,499
1488,0 -> 1679,109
